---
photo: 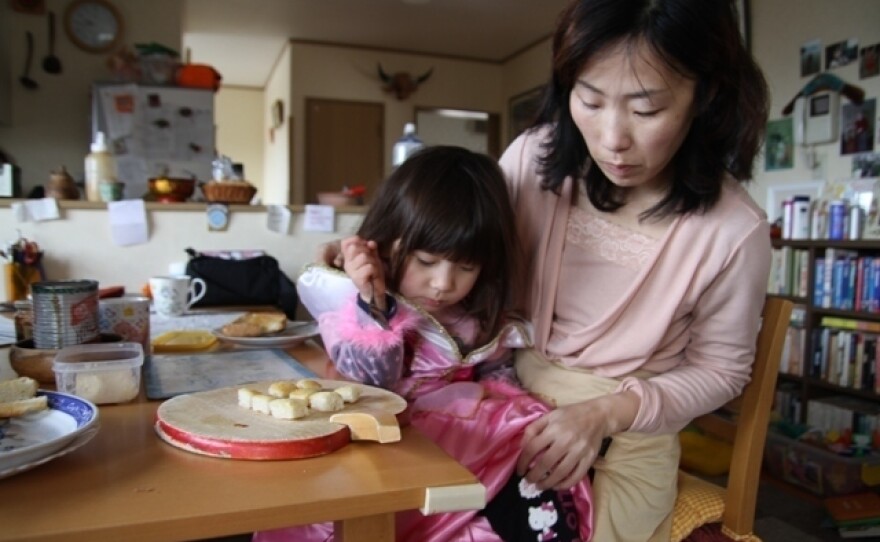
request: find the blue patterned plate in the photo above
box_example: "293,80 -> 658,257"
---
0,390 -> 100,478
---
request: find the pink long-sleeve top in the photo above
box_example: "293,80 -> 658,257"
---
499,128 -> 772,434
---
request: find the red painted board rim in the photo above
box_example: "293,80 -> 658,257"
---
156,419 -> 352,460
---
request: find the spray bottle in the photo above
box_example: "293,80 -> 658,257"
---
391,123 -> 424,168
84,131 -> 117,202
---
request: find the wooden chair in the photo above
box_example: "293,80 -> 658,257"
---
672,296 -> 794,542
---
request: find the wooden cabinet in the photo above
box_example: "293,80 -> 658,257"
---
769,239 -> 880,435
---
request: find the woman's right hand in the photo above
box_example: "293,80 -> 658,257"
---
316,239 -> 344,268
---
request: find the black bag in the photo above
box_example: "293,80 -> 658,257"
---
184,248 -> 299,319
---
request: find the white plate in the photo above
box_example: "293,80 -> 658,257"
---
212,320 -> 319,348
0,390 -> 100,477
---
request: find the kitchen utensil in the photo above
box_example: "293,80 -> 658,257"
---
368,280 -> 391,330
19,31 -> 38,90
154,379 -> 406,460
42,11 -> 62,74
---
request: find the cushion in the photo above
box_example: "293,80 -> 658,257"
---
671,472 -> 762,542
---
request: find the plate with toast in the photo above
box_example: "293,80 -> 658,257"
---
0,378 -> 100,479
212,312 -> 319,348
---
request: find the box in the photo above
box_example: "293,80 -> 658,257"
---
53,343 -> 143,404
764,430 -> 880,496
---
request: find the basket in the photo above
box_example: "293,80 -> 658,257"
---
201,181 -> 257,204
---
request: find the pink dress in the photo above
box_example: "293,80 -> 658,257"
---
253,265 -> 593,542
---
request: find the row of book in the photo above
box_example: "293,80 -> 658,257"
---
803,318 -> 880,392
816,250 -> 880,313
768,247 -> 809,297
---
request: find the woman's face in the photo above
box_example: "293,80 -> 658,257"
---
569,40 -> 696,195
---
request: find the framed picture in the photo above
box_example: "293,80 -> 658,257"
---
736,0 -> 750,50
765,118 -> 794,171
508,85 -> 543,144
765,181 -> 824,222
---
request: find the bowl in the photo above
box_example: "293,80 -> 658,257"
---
10,334 -> 122,385
317,192 -> 358,207
148,177 -> 196,203
53,342 -> 144,404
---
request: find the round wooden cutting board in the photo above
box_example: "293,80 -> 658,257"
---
155,379 -> 407,460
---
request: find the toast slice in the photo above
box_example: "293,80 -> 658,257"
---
0,376 -> 48,418
221,312 -> 287,337
0,396 -> 48,417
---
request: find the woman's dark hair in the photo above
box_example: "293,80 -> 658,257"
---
357,146 -> 521,337
534,0 -> 769,219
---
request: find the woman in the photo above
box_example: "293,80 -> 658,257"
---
501,0 -> 771,540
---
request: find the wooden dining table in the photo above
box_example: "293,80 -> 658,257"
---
0,341 -> 485,542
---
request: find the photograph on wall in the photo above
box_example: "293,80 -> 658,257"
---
860,43 -> 880,79
800,39 -> 822,77
508,86 -> 544,144
840,98 -> 876,156
826,38 -> 859,70
765,117 -> 794,171
852,152 -> 880,178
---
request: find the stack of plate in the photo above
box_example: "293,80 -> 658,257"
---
31,280 -> 100,349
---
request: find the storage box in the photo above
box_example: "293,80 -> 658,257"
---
53,343 -> 143,404
764,430 -> 880,496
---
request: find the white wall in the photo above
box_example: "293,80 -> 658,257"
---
215,86 -> 264,197
749,0 -> 880,219
263,42 -> 293,205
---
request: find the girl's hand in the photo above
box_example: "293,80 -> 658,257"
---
341,236 -> 386,305
516,391 -> 639,490
316,239 -> 344,268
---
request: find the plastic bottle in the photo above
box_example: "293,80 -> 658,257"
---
84,131 -> 117,202
391,123 -> 424,167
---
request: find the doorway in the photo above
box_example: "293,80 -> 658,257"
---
305,98 -> 384,205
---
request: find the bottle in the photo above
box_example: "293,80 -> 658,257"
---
791,195 -> 811,240
391,123 -> 424,167
84,131 -> 117,202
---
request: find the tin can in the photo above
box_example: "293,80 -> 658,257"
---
31,279 -> 99,349
828,200 -> 847,240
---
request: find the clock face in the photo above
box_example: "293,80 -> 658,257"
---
64,0 -> 122,53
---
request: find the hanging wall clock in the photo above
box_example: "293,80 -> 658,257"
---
64,0 -> 123,53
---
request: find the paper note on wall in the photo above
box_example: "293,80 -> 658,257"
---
107,199 -> 149,246
303,205 -> 335,233
11,198 -> 60,222
267,205 -> 292,234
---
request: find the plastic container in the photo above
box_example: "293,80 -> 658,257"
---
763,430 -> 880,496
391,123 -> 424,167
53,342 -> 144,404
84,132 -> 117,203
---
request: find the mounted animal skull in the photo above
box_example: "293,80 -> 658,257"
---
378,64 -> 433,100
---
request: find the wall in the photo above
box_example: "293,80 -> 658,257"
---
748,0 -> 880,219
263,42 -> 292,204
0,0 -> 183,193
287,42 -> 503,204
0,203 -> 364,301
214,86 -> 264,198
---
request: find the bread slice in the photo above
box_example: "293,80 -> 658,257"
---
0,396 -> 48,417
221,312 -> 287,337
0,376 -> 39,403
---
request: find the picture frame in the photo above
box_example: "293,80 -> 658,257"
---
508,85 -> 543,144
765,180 -> 824,222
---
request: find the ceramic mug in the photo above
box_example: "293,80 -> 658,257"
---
99,296 -> 151,353
149,275 -> 207,317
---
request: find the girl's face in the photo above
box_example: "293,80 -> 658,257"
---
398,250 -> 481,315
569,40 -> 696,196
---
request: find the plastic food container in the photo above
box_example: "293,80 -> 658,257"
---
53,343 -> 144,404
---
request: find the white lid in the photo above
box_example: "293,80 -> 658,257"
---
403,122 -> 416,135
91,131 -> 109,153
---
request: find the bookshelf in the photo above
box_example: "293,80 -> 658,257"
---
769,238 -> 880,436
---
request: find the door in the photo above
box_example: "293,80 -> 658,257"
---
305,98 -> 384,205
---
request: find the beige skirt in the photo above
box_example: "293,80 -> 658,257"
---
515,349 -> 678,542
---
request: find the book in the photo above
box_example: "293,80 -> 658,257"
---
825,492 -> 880,526
839,523 -> 880,538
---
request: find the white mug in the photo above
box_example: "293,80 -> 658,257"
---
149,275 -> 207,317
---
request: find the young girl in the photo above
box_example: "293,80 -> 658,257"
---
255,146 -> 593,541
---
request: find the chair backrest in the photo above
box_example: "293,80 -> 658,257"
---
691,296 -> 794,536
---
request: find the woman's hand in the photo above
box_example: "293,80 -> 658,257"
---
341,236 -> 386,308
316,239 -> 344,268
516,390 -> 639,490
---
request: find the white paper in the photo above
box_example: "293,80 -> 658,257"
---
267,205 -> 292,234
107,199 -> 149,246
303,204 -> 335,233
19,198 -> 60,222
